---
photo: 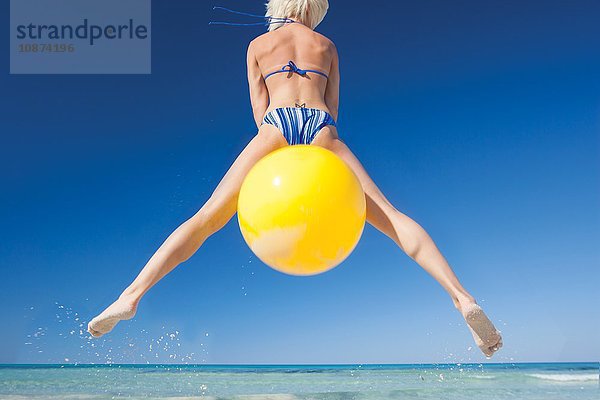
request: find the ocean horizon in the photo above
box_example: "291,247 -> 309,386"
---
1,361 -> 598,368
1,362 -> 597,399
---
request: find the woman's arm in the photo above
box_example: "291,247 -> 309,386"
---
324,42 -> 340,121
247,41 -> 269,128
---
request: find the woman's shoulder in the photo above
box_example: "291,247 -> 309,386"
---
249,29 -> 336,51
312,30 -> 335,47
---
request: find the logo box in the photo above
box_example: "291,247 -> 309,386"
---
10,0 -> 151,74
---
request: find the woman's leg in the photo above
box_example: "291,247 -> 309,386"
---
88,126 -> 288,338
313,128 -> 503,357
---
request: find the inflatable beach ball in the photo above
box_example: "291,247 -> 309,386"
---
237,145 -> 366,276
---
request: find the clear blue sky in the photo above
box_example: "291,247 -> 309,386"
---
1,0 -> 598,364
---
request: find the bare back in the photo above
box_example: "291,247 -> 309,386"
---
247,22 -> 340,126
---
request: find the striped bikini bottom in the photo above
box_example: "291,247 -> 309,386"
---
261,107 -> 337,145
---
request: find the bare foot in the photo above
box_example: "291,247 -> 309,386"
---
459,300 -> 503,357
87,294 -> 138,338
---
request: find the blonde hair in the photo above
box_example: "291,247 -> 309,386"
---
266,0 -> 329,31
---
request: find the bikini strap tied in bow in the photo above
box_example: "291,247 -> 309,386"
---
282,61 -> 307,76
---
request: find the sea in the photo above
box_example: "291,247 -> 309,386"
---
0,362 -> 597,399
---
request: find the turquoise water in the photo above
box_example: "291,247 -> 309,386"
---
0,363 -> 597,399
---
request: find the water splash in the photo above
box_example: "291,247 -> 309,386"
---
22,301 -> 209,364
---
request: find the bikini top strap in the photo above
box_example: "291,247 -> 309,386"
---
209,6 -> 296,27
264,60 -> 329,80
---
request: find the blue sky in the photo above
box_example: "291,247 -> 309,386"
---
1,0 -> 599,364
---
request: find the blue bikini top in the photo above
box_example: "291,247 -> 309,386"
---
264,60 -> 329,80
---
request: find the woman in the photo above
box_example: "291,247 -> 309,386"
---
88,0 -> 502,357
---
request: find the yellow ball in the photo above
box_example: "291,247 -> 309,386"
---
237,145 -> 366,276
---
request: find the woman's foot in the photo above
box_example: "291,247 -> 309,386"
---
87,294 -> 139,338
457,297 -> 503,357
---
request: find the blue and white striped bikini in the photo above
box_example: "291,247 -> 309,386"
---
261,61 -> 337,145
262,106 -> 337,145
